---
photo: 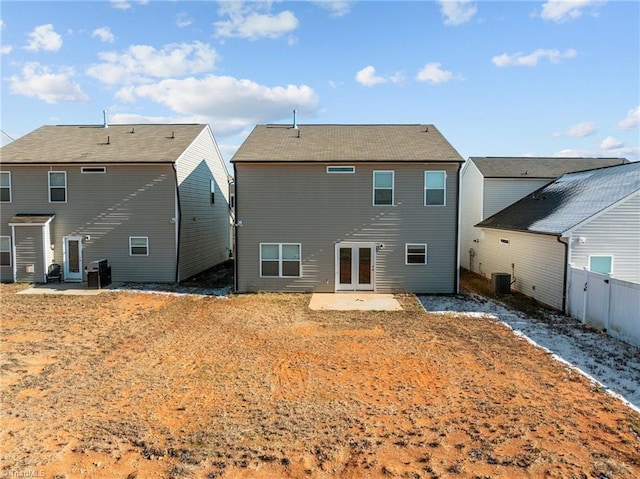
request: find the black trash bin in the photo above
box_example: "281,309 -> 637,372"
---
87,271 -> 100,289
85,259 -> 111,289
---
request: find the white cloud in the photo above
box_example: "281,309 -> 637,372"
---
437,0 -> 478,26
8,62 -> 89,104
540,0 -> 606,23
554,121 -> 597,137
87,41 -> 218,84
111,0 -> 131,10
313,1 -> 353,17
618,106 -> 640,129
115,75 -> 319,132
416,62 -> 454,84
1,45 -> 12,55
600,136 -> 623,150
214,2 -> 299,40
110,0 -> 148,10
553,141 -> 639,162
92,27 -> 115,43
176,12 -> 193,28
355,66 -> 387,87
24,24 -> 62,52
492,48 -> 577,67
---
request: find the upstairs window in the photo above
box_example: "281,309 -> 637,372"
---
49,171 -> 67,203
0,236 -> 11,266
0,172 -> 11,202
373,171 -> 394,206
210,180 -> 216,204
81,167 -> 106,174
327,166 -> 355,174
425,171 -> 446,206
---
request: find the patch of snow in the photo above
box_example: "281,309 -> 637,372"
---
112,283 -> 232,298
419,293 -> 640,413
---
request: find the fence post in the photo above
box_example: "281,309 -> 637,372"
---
605,273 -> 612,331
582,267 -> 589,324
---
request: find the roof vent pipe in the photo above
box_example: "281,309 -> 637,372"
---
292,109 -> 298,129
103,110 -> 108,128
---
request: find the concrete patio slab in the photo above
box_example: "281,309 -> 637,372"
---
16,282 -> 119,296
309,293 -> 403,311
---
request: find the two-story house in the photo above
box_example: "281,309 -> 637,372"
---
475,162 -> 640,311
460,156 -> 628,273
231,123 -> 464,294
0,122 -> 231,284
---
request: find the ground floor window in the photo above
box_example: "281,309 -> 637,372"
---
406,243 -> 427,265
260,243 -> 301,277
0,236 -> 11,266
129,236 -> 149,256
589,255 -> 613,275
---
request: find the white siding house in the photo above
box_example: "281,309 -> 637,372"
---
460,157 -> 629,272
475,162 -> 640,311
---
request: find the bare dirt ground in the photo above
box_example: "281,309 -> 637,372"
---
1,275 -> 639,478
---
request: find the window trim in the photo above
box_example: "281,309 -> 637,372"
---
327,166 -> 355,174
260,243 -> 302,278
0,171 -> 11,203
129,236 -> 149,256
0,236 -> 11,267
405,243 -> 427,265
81,166 -> 106,174
373,170 -> 394,206
588,255 -> 613,275
424,170 -> 446,206
48,171 -> 67,203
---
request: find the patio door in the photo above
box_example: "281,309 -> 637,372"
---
335,243 -> 375,291
63,236 -> 83,282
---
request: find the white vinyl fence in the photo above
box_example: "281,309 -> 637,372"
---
567,267 -> 640,348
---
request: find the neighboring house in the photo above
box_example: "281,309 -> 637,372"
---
231,123 -> 464,294
474,162 -> 640,311
460,156 -> 628,272
0,122 -> 231,283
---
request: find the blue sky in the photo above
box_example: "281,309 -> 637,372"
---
1,0 -> 639,164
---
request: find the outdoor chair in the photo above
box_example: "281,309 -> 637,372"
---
46,263 -> 62,283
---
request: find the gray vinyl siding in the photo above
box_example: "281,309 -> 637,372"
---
175,127 -> 231,281
0,165 -> 177,282
476,229 -> 566,310
235,162 -> 460,293
569,192 -> 640,284
460,161 -> 483,270
13,226 -> 45,282
483,178 -> 550,218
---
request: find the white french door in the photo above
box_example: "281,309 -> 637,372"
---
63,236 -> 83,282
335,243 -> 375,291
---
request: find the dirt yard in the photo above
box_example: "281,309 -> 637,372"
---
1,284 -> 639,479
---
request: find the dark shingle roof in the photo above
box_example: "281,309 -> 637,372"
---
231,124 -> 463,163
0,124 -> 207,164
476,162 -> 640,235
470,156 -> 628,178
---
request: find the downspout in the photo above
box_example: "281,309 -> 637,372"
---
172,164 -> 182,283
11,225 -> 16,283
557,235 -> 569,313
233,163 -> 239,293
454,162 -> 462,294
